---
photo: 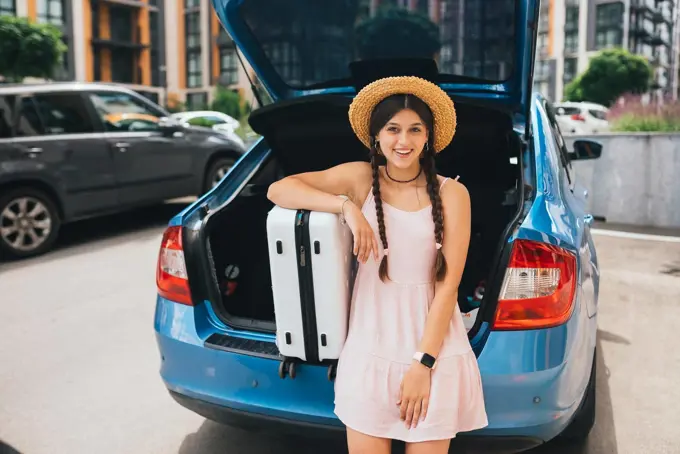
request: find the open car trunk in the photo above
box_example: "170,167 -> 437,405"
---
203,95 -> 523,335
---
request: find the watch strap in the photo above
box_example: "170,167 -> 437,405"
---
413,351 -> 437,369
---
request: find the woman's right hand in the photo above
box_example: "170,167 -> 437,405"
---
343,201 -> 379,263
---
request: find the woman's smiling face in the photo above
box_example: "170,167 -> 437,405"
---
376,108 -> 429,170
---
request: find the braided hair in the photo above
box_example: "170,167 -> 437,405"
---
369,94 -> 448,282
369,143 -> 390,281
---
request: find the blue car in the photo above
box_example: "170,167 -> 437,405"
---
154,0 -> 602,451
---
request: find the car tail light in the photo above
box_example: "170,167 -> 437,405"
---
156,226 -> 192,305
493,240 -> 576,330
571,113 -> 585,122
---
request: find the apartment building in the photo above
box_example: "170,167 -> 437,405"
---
1,0 -> 253,110
534,0 -> 678,103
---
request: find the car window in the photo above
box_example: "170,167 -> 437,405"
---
185,115 -> 228,127
543,100 -> 573,185
15,97 -> 45,137
32,93 -> 96,135
88,91 -> 164,132
0,95 -> 16,138
555,106 -> 581,116
589,109 -> 607,120
202,116 -> 228,124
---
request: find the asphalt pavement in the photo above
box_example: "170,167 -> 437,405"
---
0,201 -> 678,454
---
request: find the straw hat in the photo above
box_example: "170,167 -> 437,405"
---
348,76 -> 457,153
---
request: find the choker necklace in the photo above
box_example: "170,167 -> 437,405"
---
384,166 -> 422,183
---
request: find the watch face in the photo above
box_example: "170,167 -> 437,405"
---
421,353 -> 436,368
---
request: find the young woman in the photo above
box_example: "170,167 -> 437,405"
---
267,76 -> 488,453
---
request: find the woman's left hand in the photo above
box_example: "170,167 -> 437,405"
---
397,362 -> 431,429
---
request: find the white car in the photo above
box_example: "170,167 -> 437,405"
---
554,102 -> 609,134
171,111 -> 246,148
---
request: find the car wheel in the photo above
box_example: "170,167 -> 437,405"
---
0,187 -> 61,259
558,348 -> 597,443
204,157 -> 236,193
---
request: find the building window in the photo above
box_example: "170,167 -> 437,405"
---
563,58 -> 577,84
185,11 -> 200,48
595,2 -> 623,49
262,41 -> 301,84
110,5 -> 133,42
564,5 -> 578,54
37,0 -> 65,26
415,0 -> 429,16
185,10 -> 202,88
564,33 -> 578,54
219,47 -> 239,85
185,0 -> 200,8
535,59 -> 551,81
0,0 -> 15,16
186,92 -> 207,110
187,52 -> 202,88
53,41 -> 71,80
111,49 -> 135,83
150,10 -> 162,86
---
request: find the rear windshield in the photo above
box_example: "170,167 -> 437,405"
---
238,0 -> 518,88
589,109 -> 607,120
556,106 -> 581,116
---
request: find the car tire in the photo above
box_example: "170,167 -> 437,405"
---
558,348 -> 597,443
0,187 -> 61,259
203,157 -> 236,193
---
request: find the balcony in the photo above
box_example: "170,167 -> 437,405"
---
646,34 -> 669,46
630,1 -> 655,15
651,9 -> 673,25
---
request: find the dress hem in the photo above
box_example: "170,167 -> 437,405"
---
335,409 -> 489,443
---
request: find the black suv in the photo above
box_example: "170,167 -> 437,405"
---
0,82 -> 247,259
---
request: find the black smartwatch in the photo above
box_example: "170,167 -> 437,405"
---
413,351 -> 437,369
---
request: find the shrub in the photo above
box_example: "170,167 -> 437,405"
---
608,94 -> 680,132
211,87 -> 243,119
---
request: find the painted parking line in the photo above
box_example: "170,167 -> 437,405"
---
591,228 -> 680,243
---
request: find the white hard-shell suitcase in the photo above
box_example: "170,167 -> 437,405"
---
266,205 -> 355,380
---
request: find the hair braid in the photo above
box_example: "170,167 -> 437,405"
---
370,145 -> 390,281
422,144 -> 448,281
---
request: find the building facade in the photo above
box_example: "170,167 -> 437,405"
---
1,0 -> 254,110
534,0 -> 678,103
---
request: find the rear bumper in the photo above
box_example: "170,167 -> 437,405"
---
155,297 -> 595,451
169,390 -> 543,452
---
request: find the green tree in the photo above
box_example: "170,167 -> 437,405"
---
563,48 -> 652,106
0,16 -> 67,82
354,7 -> 441,60
211,86 -> 243,119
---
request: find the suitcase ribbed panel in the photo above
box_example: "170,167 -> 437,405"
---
267,207 -> 307,361
308,211 -> 354,361
205,333 -> 280,359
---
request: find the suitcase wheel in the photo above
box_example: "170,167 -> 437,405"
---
278,359 -> 297,379
327,363 -> 337,382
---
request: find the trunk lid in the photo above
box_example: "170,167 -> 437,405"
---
211,0 -> 539,126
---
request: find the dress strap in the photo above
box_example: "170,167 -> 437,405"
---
439,175 -> 459,190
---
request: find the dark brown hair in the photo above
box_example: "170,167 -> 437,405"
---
369,94 -> 447,282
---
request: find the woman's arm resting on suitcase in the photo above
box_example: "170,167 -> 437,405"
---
267,161 -> 378,262
398,180 -> 471,428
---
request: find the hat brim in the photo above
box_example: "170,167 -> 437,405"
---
348,76 -> 456,153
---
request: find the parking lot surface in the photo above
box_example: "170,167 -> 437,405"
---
1,204 -> 678,454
